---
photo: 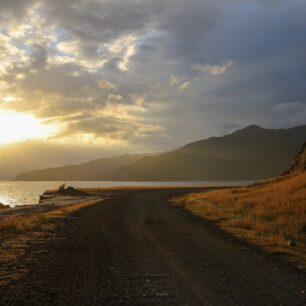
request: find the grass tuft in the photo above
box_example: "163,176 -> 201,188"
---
0,199 -> 102,236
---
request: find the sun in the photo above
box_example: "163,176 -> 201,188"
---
0,110 -> 58,144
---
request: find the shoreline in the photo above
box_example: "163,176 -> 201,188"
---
0,186 -> 216,233
0,180 -> 252,207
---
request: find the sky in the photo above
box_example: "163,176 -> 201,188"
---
0,0 -> 305,178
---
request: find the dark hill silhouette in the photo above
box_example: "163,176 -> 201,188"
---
93,125 -> 306,181
15,154 -> 149,181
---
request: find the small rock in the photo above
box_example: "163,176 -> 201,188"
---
288,239 -> 298,247
158,293 -> 170,298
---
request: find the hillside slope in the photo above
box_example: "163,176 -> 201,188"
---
97,125 -> 306,181
173,143 -> 306,265
16,154 -> 148,181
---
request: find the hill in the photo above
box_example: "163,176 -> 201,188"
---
172,143 -> 306,265
95,125 -> 306,181
15,154 -> 148,181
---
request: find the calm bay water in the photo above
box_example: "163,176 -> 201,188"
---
0,181 -> 253,207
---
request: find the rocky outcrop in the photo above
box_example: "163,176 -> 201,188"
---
287,142 -> 306,173
58,186 -> 89,196
43,185 -> 89,197
0,202 -> 9,209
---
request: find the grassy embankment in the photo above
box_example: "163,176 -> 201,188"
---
172,171 -> 306,266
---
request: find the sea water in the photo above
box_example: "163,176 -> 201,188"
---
0,181 -> 253,207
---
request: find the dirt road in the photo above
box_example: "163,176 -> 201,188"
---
0,189 -> 305,305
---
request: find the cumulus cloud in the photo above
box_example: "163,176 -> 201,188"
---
97,79 -> 118,91
193,61 -> 234,76
179,82 -> 190,91
271,102 -> 306,126
272,102 -> 305,113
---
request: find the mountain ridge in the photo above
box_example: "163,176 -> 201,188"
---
15,153 -> 151,181
16,124 -> 306,181
94,124 -> 306,181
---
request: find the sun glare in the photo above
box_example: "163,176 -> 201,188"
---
0,110 -> 58,144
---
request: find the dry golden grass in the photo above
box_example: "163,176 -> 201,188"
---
0,198 -> 102,286
45,199 -> 102,218
172,171 -> 306,267
0,199 -> 102,236
0,214 -> 46,234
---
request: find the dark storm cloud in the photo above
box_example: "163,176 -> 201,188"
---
38,0 -> 230,64
0,0 -> 37,20
43,0 -> 160,59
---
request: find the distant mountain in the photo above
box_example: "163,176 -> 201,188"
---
94,125 -> 306,181
15,154 -> 149,181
